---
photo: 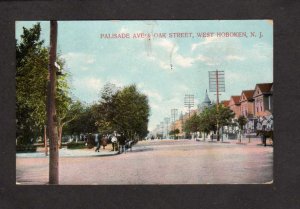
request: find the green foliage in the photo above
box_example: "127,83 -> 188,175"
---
16,23 -> 48,144
16,144 -> 37,153
184,113 -> 201,133
237,115 -> 248,129
64,104 -> 97,135
93,83 -> 150,140
16,23 -> 71,144
183,104 -> 235,136
66,141 -> 86,149
92,83 -> 119,134
114,85 -> 150,139
198,105 -> 218,133
169,129 -> 180,139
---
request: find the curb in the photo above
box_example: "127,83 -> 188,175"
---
16,151 -> 120,158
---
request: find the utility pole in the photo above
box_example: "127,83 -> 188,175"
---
209,70 -> 225,141
160,122 -> 164,139
47,20 -> 59,184
156,124 -> 160,139
164,117 -> 170,139
184,94 -> 194,118
171,109 -> 178,139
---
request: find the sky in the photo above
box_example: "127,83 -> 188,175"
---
16,20 -> 273,131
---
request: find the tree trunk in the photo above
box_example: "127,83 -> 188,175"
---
47,20 -> 59,185
239,130 -> 242,143
57,125 -> 63,149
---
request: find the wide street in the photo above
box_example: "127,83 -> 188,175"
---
16,139 -> 273,185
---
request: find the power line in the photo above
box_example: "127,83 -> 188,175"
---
184,94 -> 194,118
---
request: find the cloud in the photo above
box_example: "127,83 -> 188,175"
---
159,60 -> 170,70
71,77 -> 103,103
107,78 -> 126,88
250,43 -> 272,60
226,55 -> 245,61
226,71 -> 248,83
141,89 -> 163,102
154,39 -> 178,54
173,54 -> 194,68
62,52 -> 96,65
191,36 -> 223,51
73,77 -> 102,91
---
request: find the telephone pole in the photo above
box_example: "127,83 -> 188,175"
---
164,117 -> 170,139
160,122 -> 164,139
47,20 -> 59,184
171,109 -> 178,139
184,94 -> 194,118
209,70 -> 225,141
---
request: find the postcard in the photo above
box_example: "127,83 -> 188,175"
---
15,20 -> 273,185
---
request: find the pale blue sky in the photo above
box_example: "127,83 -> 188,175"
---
16,20 -> 273,131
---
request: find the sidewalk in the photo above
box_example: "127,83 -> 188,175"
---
16,147 -> 119,158
195,137 -> 272,146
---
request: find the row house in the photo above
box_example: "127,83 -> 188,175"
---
239,90 -> 255,118
253,83 -> 273,116
225,82 -> 273,132
226,83 -> 273,119
228,96 -> 241,118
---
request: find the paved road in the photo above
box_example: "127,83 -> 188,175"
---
16,139 -> 273,185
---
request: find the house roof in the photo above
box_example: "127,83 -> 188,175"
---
221,100 -> 230,107
256,83 -> 273,94
241,90 -> 255,101
231,96 -> 240,104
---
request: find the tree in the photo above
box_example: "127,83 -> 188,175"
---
217,105 -> 235,142
93,83 -> 150,140
114,85 -> 150,140
197,104 -> 234,141
16,23 -> 71,145
92,83 -> 119,134
184,113 -> 200,138
237,115 -> 248,142
56,100 -> 84,148
169,129 -> 180,139
64,104 -> 97,136
16,23 -> 48,144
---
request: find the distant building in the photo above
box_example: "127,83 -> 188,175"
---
221,100 -> 230,107
228,96 -> 241,118
198,89 -> 212,112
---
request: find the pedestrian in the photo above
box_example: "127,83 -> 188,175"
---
111,131 -> 118,151
263,134 -> 267,147
101,135 -> 108,149
95,140 -> 100,152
